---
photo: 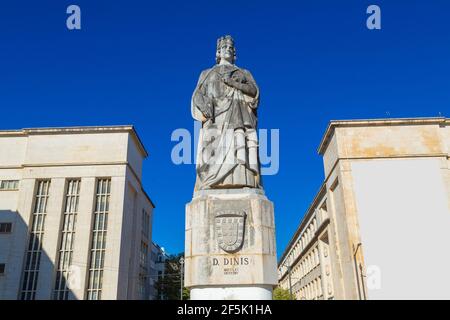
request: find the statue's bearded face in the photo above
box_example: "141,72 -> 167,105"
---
218,42 -> 235,64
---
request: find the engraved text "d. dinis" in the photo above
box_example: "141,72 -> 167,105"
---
212,257 -> 249,266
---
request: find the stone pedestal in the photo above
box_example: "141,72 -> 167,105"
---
184,188 -> 277,300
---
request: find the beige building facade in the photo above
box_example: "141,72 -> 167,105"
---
0,126 -> 154,300
279,117 -> 450,300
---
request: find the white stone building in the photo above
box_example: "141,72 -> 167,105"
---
149,242 -> 168,300
0,126 -> 155,300
279,117 -> 450,300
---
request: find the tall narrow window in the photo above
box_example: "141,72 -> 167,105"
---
139,241 -> 148,299
86,179 -> 111,300
20,180 -> 51,300
140,241 -> 148,269
141,209 -> 150,239
139,275 -> 146,299
53,179 -> 80,300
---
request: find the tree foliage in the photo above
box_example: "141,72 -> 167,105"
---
154,253 -> 189,300
273,287 -> 295,300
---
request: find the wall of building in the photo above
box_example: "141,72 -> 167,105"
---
0,126 -> 154,300
24,132 -> 129,166
278,187 -> 337,300
351,158 -> 450,299
279,118 -> 450,300
330,120 -> 450,299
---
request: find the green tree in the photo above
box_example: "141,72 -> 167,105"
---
273,287 -> 295,300
154,253 -> 189,300
183,287 -> 190,300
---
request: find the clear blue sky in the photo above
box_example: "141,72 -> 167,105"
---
1,1 -> 449,259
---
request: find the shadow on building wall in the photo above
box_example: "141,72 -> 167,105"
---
0,209 -> 74,300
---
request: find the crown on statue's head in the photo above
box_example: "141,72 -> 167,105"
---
217,35 -> 235,50
215,35 -> 236,64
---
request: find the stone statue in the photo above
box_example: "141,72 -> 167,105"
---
186,37 -> 277,299
191,35 -> 262,190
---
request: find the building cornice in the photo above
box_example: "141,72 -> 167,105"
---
317,117 -> 448,155
0,125 -> 149,158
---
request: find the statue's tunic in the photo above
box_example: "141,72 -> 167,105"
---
191,64 -> 261,190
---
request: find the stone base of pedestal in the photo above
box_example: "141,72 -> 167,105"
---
184,188 -> 277,300
190,285 -> 273,300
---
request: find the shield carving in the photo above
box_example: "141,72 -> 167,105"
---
215,210 -> 246,253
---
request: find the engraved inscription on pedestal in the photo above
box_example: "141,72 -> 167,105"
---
215,210 -> 246,253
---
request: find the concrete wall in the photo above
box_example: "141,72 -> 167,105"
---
24,133 -> 129,166
0,136 -> 27,167
351,158 -> 450,299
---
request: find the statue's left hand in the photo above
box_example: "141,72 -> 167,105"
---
222,73 -> 257,97
223,77 -> 242,90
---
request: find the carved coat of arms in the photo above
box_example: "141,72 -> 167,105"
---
214,210 -> 246,253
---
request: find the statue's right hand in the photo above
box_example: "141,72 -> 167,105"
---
202,110 -> 211,119
198,104 -> 212,119
199,113 -> 207,122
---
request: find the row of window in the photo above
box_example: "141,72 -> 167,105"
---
291,246 -> 321,281
279,217 -> 319,277
20,180 -> 50,300
291,218 -> 318,261
0,180 -> 19,191
86,178 -> 111,301
296,276 -> 323,300
142,210 -> 150,239
19,178 -> 112,300
139,210 -> 151,299
280,203 -> 328,277
53,179 -> 81,300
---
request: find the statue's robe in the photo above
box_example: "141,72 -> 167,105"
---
191,64 -> 261,190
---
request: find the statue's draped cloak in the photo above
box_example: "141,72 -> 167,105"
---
191,64 -> 261,190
